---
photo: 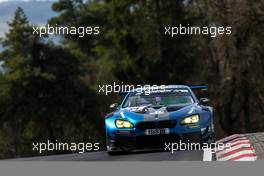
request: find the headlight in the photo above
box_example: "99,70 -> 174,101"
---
115,120 -> 133,128
181,115 -> 199,125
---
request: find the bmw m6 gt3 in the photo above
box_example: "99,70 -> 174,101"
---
105,85 -> 214,154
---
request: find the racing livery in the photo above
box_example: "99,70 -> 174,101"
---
105,85 -> 215,154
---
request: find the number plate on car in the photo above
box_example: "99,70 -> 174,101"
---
145,128 -> 169,135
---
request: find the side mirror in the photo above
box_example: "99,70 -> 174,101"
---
109,103 -> 119,109
200,98 -> 210,104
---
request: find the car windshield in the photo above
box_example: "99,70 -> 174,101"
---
122,89 -> 194,108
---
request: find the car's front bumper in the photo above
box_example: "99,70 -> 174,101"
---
106,126 -> 211,151
106,133 -> 182,151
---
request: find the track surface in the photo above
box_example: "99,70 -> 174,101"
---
9,150 -> 203,161
7,132 -> 264,161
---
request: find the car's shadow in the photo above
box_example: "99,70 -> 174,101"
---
108,149 -> 167,156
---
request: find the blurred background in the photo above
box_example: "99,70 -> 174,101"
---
0,0 -> 263,159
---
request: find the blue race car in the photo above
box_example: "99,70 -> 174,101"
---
105,85 -> 215,154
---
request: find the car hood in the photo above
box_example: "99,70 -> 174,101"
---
118,103 -> 201,122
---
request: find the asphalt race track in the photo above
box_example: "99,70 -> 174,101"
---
9,150 -> 203,161
7,133 -> 264,161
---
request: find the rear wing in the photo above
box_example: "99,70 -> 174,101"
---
189,85 -> 208,91
189,85 -> 209,100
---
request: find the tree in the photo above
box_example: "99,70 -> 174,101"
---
191,0 -> 264,136
49,0 -> 202,85
0,7 -> 102,158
